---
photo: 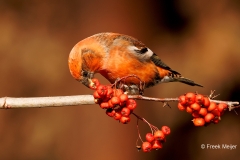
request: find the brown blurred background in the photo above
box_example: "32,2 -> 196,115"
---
0,0 -> 240,159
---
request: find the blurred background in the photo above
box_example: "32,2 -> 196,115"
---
0,0 -> 240,159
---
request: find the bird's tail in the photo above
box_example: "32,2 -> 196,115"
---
156,67 -> 203,87
174,76 -> 203,87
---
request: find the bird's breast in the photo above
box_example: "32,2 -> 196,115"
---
100,48 -> 159,87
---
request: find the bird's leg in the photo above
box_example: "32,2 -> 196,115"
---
122,85 -> 141,95
111,75 -> 145,95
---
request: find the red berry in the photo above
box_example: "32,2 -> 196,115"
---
193,118 -> 205,126
179,95 -> 187,106
100,102 -> 109,109
218,103 -> 228,112
195,94 -> 205,105
120,116 -> 130,124
108,99 -> 114,108
142,142 -> 152,152
208,102 -> 217,112
152,140 -> 163,150
119,94 -> 128,105
211,108 -> 220,117
111,96 -> 120,105
198,108 -> 208,117
114,89 -> 124,97
106,108 -> 115,117
185,92 -> 196,104
106,87 -> 113,99
178,103 -> 186,111
204,113 -> 215,123
186,106 -> 193,114
121,107 -> 131,117
154,130 -> 165,141
145,133 -> 155,143
126,99 -> 137,110
93,91 -> 101,99
203,97 -> 210,107
161,126 -> 171,135
97,85 -> 108,97
190,103 -> 201,111
114,112 -> 122,120
196,94 -> 204,105
192,111 -> 200,118
102,97 -> 110,103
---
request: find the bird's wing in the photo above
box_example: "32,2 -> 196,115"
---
150,53 -> 180,75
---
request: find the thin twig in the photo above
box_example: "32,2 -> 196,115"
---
128,95 -> 179,102
132,112 -> 159,132
136,118 -> 143,143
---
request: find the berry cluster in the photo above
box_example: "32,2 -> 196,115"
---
89,78 -> 235,152
178,92 -> 228,126
141,126 -> 171,152
90,78 -> 171,152
91,79 -> 137,124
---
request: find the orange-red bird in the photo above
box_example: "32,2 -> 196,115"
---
68,32 -> 202,94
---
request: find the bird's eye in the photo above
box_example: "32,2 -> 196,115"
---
135,48 -> 148,54
82,70 -> 88,77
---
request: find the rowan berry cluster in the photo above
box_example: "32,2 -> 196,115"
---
177,92 -> 228,126
91,79 -> 137,124
141,126 -> 171,152
90,78 -> 171,152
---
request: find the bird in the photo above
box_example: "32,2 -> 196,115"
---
68,32 -> 202,94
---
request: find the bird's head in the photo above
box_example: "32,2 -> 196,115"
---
68,35 -> 104,88
68,42 -> 93,88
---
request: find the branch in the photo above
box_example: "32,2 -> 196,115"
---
128,95 -> 240,111
0,95 -> 239,111
0,95 -> 95,109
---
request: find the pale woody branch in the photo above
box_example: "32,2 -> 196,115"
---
0,95 -> 239,110
0,95 -> 95,109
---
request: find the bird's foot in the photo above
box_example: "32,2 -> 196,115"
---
111,74 -> 145,95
